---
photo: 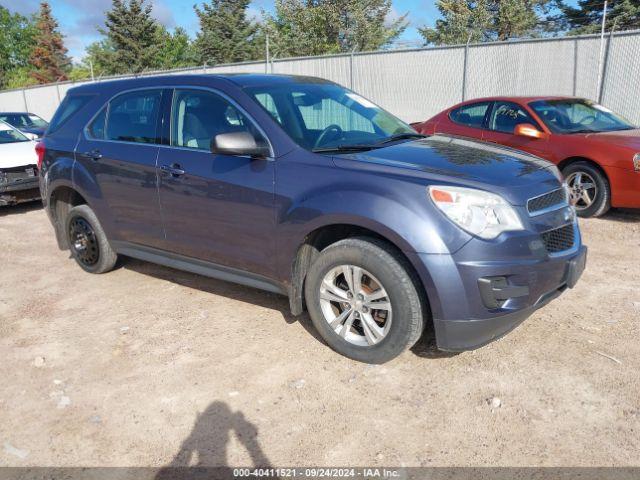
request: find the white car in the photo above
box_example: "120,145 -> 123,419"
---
0,120 -> 40,206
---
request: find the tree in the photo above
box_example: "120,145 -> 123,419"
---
558,0 -> 640,34
100,0 -> 160,74
29,2 -> 71,84
266,0 -> 407,57
419,0 -> 554,45
156,26 -> 199,69
0,6 -> 37,88
194,0 -> 262,65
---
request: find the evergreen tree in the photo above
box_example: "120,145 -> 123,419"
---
29,2 -> 71,84
100,0 -> 160,74
420,0 -> 554,45
267,0 -> 407,57
559,0 -> 640,34
0,6 -> 37,88
194,0 -> 262,65
156,26 -> 199,69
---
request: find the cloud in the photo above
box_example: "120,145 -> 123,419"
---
0,0 -> 40,15
152,0 -> 176,28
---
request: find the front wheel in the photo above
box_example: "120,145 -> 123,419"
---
304,237 -> 426,363
563,162 -> 610,218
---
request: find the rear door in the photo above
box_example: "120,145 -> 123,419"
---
75,88 -> 166,248
441,102 -> 491,140
482,101 -> 552,159
156,88 -> 276,277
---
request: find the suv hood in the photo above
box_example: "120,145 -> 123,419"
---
333,135 -> 561,206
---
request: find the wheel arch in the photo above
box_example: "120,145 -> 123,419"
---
288,223 -> 433,326
48,185 -> 89,250
558,156 -> 610,184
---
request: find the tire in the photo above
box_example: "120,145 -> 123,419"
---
65,204 -> 118,274
563,161 -> 610,218
304,237 -> 426,363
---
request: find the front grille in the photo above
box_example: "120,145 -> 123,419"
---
527,188 -> 567,215
541,224 -> 575,253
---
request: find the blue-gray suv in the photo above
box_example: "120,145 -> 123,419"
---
38,74 -> 587,363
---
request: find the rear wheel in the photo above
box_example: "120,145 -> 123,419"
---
563,161 -> 610,218
66,204 -> 117,274
304,237 -> 425,363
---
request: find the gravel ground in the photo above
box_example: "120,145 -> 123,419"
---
0,202 -> 639,468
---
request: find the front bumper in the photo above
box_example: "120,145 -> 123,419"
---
414,220 -> 587,351
0,167 -> 40,206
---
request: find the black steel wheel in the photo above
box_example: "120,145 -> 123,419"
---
68,216 -> 100,267
65,204 -> 118,274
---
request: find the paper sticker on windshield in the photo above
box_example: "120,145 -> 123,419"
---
593,104 -> 613,113
346,93 -> 377,109
0,123 -> 11,131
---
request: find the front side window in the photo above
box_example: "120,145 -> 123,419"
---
0,121 -> 29,144
246,83 -> 415,152
488,102 -> 539,134
171,89 -> 265,151
529,99 -> 635,134
449,102 -> 490,129
106,90 -> 162,144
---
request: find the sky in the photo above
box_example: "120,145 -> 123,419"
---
0,0 -> 576,62
1,0 -> 442,62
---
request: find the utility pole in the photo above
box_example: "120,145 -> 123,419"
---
89,60 -> 95,81
265,32 -> 270,74
596,0 -> 608,100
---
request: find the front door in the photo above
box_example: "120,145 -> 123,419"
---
482,101 -> 551,160
157,88 -> 276,278
75,88 -> 165,248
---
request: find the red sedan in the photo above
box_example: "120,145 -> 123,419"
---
413,97 -> 640,217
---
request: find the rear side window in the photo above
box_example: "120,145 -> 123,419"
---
87,108 -> 106,139
449,102 -> 490,129
48,95 -> 93,134
106,90 -> 162,144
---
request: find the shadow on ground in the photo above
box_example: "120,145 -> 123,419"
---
600,208 -> 640,223
0,200 -> 42,217
155,401 -> 275,480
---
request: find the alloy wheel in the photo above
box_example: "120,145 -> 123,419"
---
566,171 -> 597,211
319,265 -> 392,347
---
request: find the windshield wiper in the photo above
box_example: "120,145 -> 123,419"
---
312,144 -> 375,153
372,132 -> 427,146
312,133 -> 427,154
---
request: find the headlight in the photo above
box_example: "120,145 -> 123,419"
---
428,185 -> 524,239
633,153 -> 640,172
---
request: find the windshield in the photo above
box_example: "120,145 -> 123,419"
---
245,83 -> 416,152
0,121 -> 30,144
0,113 -> 49,129
529,99 -> 635,134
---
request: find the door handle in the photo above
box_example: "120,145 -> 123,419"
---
161,164 -> 185,177
84,149 -> 102,161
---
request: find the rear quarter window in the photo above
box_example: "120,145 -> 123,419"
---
48,94 -> 94,134
449,102 -> 490,129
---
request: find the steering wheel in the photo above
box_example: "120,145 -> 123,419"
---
314,124 -> 343,149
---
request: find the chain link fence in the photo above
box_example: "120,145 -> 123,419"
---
1,29 -> 638,124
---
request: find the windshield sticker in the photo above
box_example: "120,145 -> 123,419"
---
346,93 -> 377,109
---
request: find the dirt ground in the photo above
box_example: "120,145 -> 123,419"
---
0,202 -> 639,469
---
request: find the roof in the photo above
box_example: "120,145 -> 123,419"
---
68,73 -> 336,95
460,95 -> 582,104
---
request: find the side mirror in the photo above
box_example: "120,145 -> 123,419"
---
514,123 -> 547,139
211,131 -> 270,158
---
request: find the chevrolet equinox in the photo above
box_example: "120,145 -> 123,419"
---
38,74 -> 587,363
